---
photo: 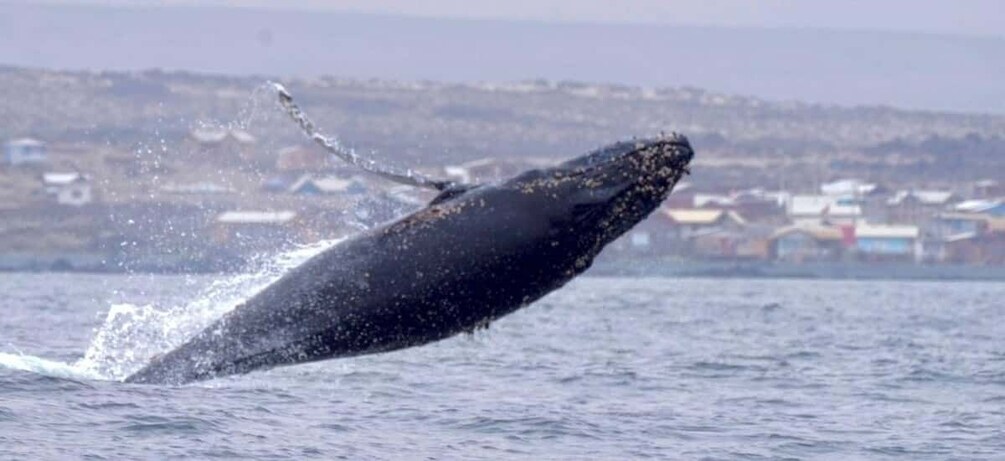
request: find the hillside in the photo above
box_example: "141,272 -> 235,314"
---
1,66 -> 1003,193
2,3 -> 1004,114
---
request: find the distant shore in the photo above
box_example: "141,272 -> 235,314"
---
3,252 -> 1003,281
590,259 -> 1005,282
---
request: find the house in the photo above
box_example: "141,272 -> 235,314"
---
213,210 -> 300,250
854,224 -> 920,262
953,200 -> 1005,217
973,179 -> 1003,199
690,224 -> 774,260
886,190 -> 957,224
933,212 -> 987,236
819,179 -> 890,222
41,172 -> 93,206
770,225 -> 847,262
929,213 -> 1005,264
189,127 -> 259,166
821,179 -> 879,197
191,127 -> 256,146
4,138 -> 47,166
288,175 -> 367,195
663,208 -> 746,239
276,145 -> 327,172
160,182 -> 234,195
692,193 -> 735,208
658,208 -> 752,258
787,195 -> 862,226
729,189 -> 788,224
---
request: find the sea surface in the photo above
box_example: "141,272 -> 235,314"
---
1,265 -> 1002,459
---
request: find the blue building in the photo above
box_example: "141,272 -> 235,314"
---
3,138 -> 47,166
770,225 -> 846,262
855,224 -> 920,262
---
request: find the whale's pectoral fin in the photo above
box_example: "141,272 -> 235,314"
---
273,82 -> 461,192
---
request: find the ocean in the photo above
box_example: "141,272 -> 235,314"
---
1,254 -> 1002,459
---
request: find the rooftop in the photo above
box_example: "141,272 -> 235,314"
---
855,224 -> 920,239
664,208 -> 746,226
887,190 -> 956,206
288,175 -> 365,194
788,195 -> 862,217
41,172 -> 85,186
191,128 -> 256,144
771,225 -> 845,241
216,211 -> 297,225
821,179 -> 877,197
6,138 -> 45,147
955,199 -> 1003,214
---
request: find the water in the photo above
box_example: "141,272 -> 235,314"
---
1,271 -> 1002,460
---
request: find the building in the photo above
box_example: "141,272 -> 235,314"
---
288,175 -> 368,195
41,172 -> 93,206
854,224 -> 920,262
973,179 -> 1003,199
663,208 -> 746,239
886,190 -> 957,225
187,127 -> 259,167
190,127 -> 256,146
821,179 -> 879,197
933,212 -> 987,236
160,181 -> 234,195
787,195 -> 862,226
213,210 -> 300,251
276,145 -> 327,172
931,213 -> 1005,264
4,138 -> 47,166
692,193 -> 735,209
954,200 -> 1005,217
660,208 -> 750,258
770,225 -> 847,262
729,189 -> 788,224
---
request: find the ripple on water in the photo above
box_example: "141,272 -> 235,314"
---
0,275 -> 1002,459
120,415 -> 221,435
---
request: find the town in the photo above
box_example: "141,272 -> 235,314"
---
1,131 -> 1002,276
0,67 -> 1002,277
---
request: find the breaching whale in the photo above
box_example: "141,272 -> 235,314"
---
125,85 -> 694,384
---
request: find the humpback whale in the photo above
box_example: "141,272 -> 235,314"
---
125,85 -> 694,384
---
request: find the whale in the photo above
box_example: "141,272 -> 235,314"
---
124,87 -> 694,384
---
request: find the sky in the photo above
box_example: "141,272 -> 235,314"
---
2,1 -> 1003,113
10,0 -> 1005,38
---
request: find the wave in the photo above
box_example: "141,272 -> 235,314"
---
0,239 -> 342,382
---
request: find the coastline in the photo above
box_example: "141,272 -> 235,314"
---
3,252 -> 1003,281
589,259 -> 1005,282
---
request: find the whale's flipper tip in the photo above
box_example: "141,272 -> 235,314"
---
271,82 -> 291,102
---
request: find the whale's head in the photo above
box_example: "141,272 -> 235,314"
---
546,132 -> 694,249
431,132 -> 692,263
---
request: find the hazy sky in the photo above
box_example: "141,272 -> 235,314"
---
3,1 -> 1003,112
14,0 -> 1005,38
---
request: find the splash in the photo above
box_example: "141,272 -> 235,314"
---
0,239 -> 343,382
271,82 -> 454,191
0,352 -> 102,381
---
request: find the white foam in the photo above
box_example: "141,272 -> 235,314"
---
0,352 -> 100,381
0,239 -> 343,382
